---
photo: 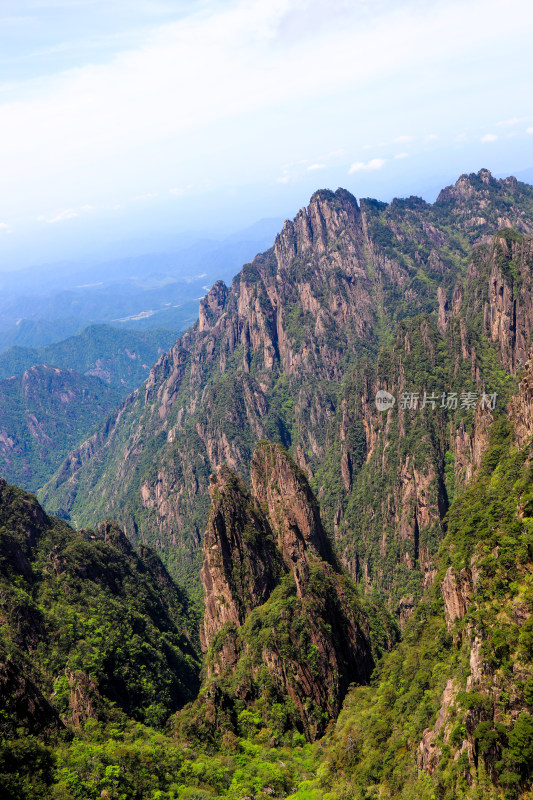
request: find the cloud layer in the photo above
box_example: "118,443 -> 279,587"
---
0,0 -> 532,250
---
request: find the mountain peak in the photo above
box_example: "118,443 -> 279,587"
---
198,279 -> 228,332
250,441 -> 334,587
195,442 -> 383,739
436,168 -> 500,203
275,186 -> 361,264
200,463 -> 284,652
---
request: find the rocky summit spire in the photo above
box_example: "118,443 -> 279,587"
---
196,442 -> 390,740
200,464 -> 284,652
250,441 -> 336,592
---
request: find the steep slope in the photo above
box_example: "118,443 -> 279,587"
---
0,365 -> 123,491
294,359 -> 533,800
0,324 -> 177,390
0,478 -> 200,743
41,171 -> 533,604
316,228 -> 533,609
8,386 -> 533,799
177,442 -> 395,743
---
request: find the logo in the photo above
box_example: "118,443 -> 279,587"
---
375,389 -> 395,412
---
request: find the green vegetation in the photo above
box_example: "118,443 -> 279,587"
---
0,365 -> 123,491
0,480 -> 200,796
0,324 -> 178,389
4,171 -> 533,797
2,406 -> 533,798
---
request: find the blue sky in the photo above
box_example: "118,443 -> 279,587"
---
0,0 -> 532,269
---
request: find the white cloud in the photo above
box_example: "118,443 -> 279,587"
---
394,152 -> 408,159
38,208 -> 78,223
394,135 -> 414,143
0,0 -> 532,222
307,163 -> 326,170
131,192 -> 158,201
497,116 -> 533,128
527,127 -> 533,134
481,133 -> 498,143
348,158 -> 386,173
0,222 -> 11,233
424,133 -> 438,142
275,175 -> 290,184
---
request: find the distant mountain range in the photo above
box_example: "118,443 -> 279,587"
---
0,325 -> 177,491
0,324 -> 177,388
0,218 -> 283,352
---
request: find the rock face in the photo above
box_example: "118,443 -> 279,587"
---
200,465 -> 284,651
41,171 -> 533,608
509,353 -> 533,447
441,566 -> 474,628
250,443 -> 334,590
196,442 -> 387,741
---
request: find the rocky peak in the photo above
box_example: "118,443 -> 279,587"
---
250,442 -> 334,589
200,464 -> 284,652
196,442 -> 387,740
274,187 -> 361,265
42,173 -> 533,611
96,519 -> 136,557
436,168 -> 497,204
199,280 -> 228,332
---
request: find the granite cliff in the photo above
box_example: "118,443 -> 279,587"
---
178,442 -> 394,742
41,171 -> 533,613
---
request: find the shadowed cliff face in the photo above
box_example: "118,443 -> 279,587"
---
193,442 -> 391,742
41,172 -> 533,608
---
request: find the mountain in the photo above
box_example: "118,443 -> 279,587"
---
175,442 -> 396,743
0,478 -> 200,798
0,324 -> 178,390
2,171 -> 533,799
41,170 -> 533,609
0,220 -> 283,352
168,356 -> 533,800
0,317 -> 85,352
287,357 -> 533,799
4,357 -> 531,799
0,365 -> 124,492
0,326 -> 180,493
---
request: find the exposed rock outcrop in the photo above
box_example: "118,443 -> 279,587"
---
42,172 -> 533,612
509,353 -> 533,447
250,442 -> 334,591
441,566 -> 474,628
197,442 -> 383,740
200,465 -> 284,652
